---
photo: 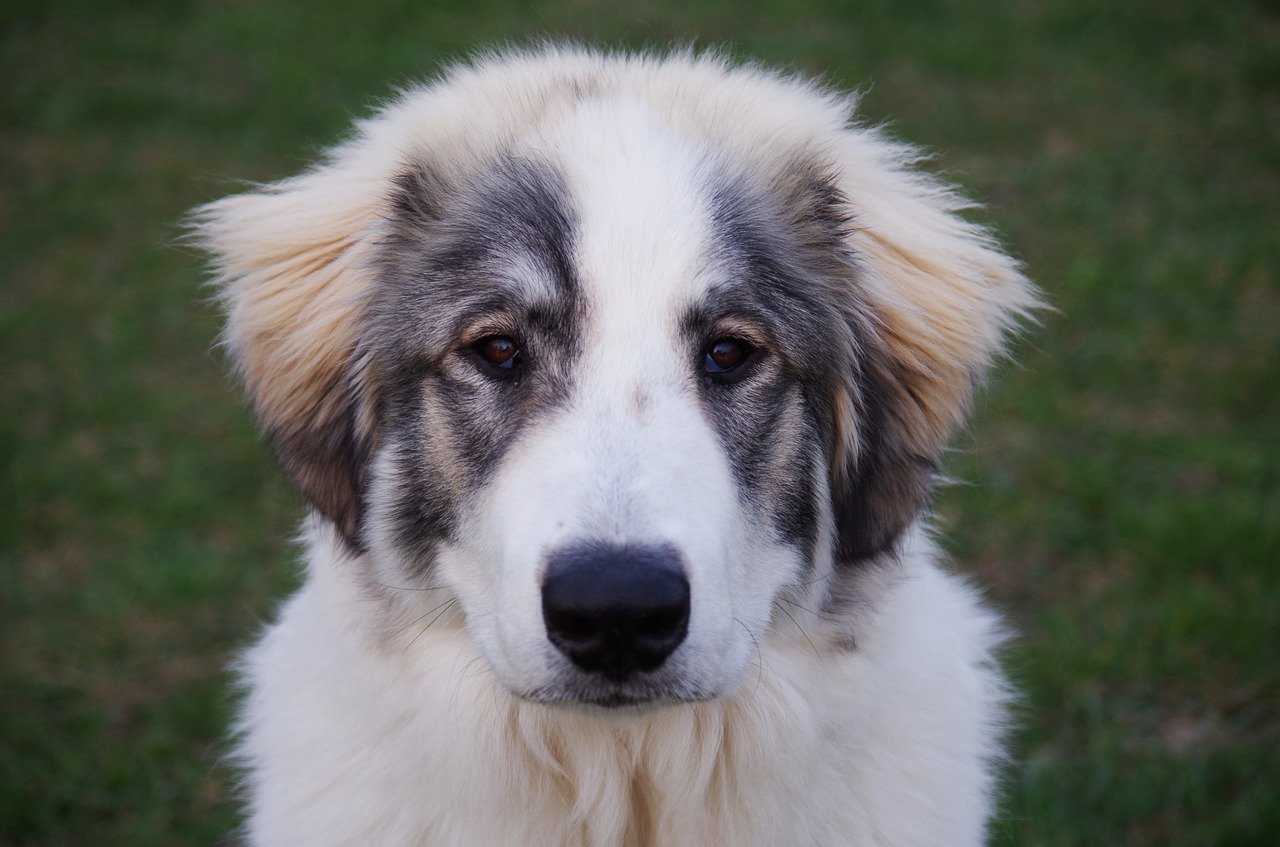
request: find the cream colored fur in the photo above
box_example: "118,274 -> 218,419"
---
192,47 -> 1036,471
194,46 -> 1037,846
239,522 -> 1009,846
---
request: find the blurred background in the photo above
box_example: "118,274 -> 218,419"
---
2,0 -> 1276,844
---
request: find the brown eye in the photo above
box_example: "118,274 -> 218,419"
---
477,335 -> 520,369
704,339 -> 749,375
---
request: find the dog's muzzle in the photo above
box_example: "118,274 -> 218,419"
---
541,542 -> 690,683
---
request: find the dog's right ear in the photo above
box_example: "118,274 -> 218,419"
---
189,164 -> 392,549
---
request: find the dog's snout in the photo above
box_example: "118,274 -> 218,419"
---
541,543 -> 690,682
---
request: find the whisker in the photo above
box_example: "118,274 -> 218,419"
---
373,580 -> 449,592
777,596 -> 842,625
774,601 -> 821,659
403,599 -> 457,653
388,596 -> 456,642
456,655 -> 488,681
449,654 -> 491,712
790,569 -> 835,590
734,617 -> 765,697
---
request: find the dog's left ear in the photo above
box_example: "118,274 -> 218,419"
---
188,160 -> 391,549
825,132 -> 1040,563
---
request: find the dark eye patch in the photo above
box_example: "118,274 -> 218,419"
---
681,163 -> 865,569
364,152 -> 583,576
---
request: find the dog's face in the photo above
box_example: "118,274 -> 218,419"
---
363,108 -> 846,705
194,53 -> 1033,709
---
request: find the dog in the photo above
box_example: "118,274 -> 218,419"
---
192,45 -> 1037,846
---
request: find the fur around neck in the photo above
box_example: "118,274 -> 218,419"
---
235,524 -> 1009,846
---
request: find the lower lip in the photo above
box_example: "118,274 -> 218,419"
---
518,687 -> 714,711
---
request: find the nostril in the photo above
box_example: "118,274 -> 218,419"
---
544,608 -> 600,643
636,604 -> 688,640
541,542 -> 690,681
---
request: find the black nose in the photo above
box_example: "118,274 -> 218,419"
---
542,543 -> 690,682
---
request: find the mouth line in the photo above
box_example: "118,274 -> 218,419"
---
516,682 -> 715,710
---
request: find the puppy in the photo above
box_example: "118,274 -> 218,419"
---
193,46 -> 1037,846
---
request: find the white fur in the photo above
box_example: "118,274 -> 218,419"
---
199,46 -> 1035,846
239,522 -> 1009,846
370,98 -> 785,704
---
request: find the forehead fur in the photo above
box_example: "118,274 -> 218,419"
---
533,99 -> 719,363
191,45 -> 1037,554
371,155 -> 578,364
369,48 -> 851,188
345,44 -> 1032,410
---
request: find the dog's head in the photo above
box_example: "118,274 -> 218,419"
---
193,49 -> 1035,708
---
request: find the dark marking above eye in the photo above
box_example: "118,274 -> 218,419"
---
368,153 -> 582,580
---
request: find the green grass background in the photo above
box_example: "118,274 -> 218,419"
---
2,0 -> 1276,843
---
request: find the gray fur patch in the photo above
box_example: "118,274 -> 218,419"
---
700,156 -> 934,568
363,154 -> 584,572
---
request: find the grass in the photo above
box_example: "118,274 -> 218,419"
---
2,0 -> 1276,843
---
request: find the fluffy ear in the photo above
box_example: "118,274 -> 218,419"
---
828,131 -> 1039,563
189,164 -> 389,548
